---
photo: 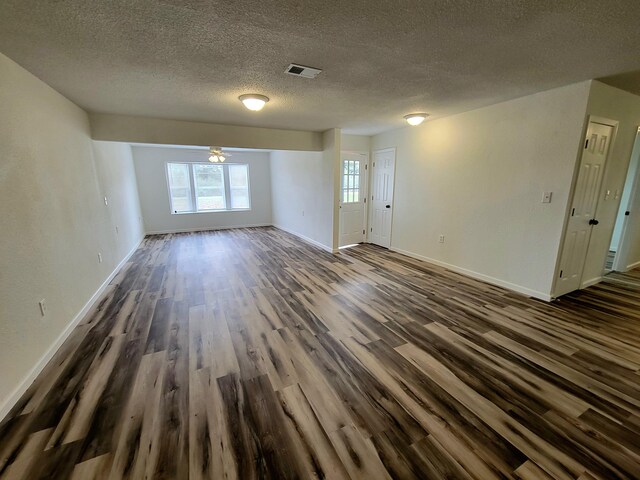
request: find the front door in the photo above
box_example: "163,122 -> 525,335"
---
339,153 -> 367,246
555,121 -> 614,296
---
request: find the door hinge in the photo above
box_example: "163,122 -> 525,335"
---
571,207 -> 575,216
585,138 -> 589,149
364,198 -> 366,203
373,162 -> 375,167
559,270 -> 563,278
365,164 -> 367,170
370,227 -> 373,232
363,229 -> 365,234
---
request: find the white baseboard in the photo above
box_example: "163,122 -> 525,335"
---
0,236 -> 144,424
624,259 -> 640,271
272,224 -> 337,253
580,276 -> 602,289
145,223 -> 272,235
390,247 -> 552,302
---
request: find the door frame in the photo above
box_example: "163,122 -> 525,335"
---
367,147 -> 397,246
551,115 -> 619,298
339,150 -> 370,247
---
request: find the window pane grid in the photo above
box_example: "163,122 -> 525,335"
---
166,162 -> 251,214
342,160 -> 360,204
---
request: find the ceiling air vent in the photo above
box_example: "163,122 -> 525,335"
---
285,63 -> 322,79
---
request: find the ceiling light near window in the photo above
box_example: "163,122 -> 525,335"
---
209,146 -> 230,163
404,113 -> 428,126
239,94 -> 269,111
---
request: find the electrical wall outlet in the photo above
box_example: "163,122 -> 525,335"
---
98,252 -> 103,263
542,191 -> 553,203
39,299 -> 46,317
104,196 -> 108,206
439,235 -> 445,243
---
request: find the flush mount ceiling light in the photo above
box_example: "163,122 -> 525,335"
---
239,94 -> 269,111
209,146 -> 230,163
404,113 -> 429,126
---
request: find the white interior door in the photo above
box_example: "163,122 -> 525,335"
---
555,121 -> 614,297
339,153 -> 367,246
612,127 -> 640,272
369,148 -> 396,248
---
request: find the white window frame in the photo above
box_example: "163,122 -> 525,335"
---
165,162 -> 251,214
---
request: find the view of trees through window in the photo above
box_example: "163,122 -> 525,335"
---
194,164 -> 225,210
342,159 -> 360,203
167,163 -> 192,213
229,164 -> 250,209
167,162 -> 250,213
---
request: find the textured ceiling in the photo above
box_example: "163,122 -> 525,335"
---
2,1 -> 640,135
599,70 -> 640,98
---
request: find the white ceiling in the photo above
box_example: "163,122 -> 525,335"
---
2,1 -> 640,135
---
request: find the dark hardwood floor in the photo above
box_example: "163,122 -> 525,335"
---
1,227 -> 640,479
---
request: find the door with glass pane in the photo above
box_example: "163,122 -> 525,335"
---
339,152 -> 367,246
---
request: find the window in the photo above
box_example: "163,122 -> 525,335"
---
342,159 -> 360,203
166,162 -> 250,213
167,163 -> 193,213
193,164 -> 225,210
229,164 -> 250,209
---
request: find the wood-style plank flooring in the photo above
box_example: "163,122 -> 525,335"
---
2,227 -> 640,479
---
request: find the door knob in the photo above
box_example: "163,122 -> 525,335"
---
385,205 -> 391,208
588,219 -> 599,225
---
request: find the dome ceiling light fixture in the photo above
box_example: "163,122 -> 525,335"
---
209,146 -> 230,163
239,94 -> 270,111
404,113 -> 429,126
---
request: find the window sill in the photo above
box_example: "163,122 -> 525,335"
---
171,208 -> 252,215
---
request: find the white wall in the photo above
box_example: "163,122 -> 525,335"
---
91,113 -> 323,151
372,82 -> 591,299
270,150 -> 333,250
93,141 -> 145,261
342,134 -> 371,153
0,53 -> 144,417
132,146 -> 272,234
325,129 -> 342,250
581,82 -> 640,278
270,129 -> 341,252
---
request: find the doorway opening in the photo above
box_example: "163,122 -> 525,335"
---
606,126 -> 640,273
